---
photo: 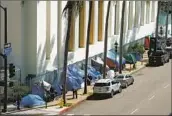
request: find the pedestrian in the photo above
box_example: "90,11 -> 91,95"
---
73,89 -> 78,99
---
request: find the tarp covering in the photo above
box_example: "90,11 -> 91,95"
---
68,64 -> 85,78
107,51 -> 126,67
31,84 -> 44,99
20,94 -> 45,107
87,65 -> 102,80
91,57 -> 109,74
124,53 -> 137,64
130,52 -> 142,61
52,78 -> 62,96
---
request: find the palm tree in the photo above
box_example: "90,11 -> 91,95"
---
154,1 -> 160,52
119,1 -> 125,74
62,1 -> 83,105
103,1 -> 111,79
84,1 -> 93,94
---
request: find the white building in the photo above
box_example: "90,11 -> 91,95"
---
0,1 -> 160,83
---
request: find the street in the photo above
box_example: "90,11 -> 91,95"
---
64,61 -> 171,115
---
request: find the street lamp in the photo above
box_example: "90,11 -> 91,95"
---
0,4 -> 8,113
114,41 -> 118,76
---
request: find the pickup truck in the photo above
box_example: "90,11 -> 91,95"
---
148,50 -> 170,66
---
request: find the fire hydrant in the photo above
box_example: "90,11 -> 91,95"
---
59,98 -> 64,108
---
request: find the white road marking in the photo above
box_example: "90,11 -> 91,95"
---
148,95 -> 155,100
164,84 -> 169,88
67,114 -> 74,115
130,108 -> 138,114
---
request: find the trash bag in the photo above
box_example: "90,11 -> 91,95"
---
20,94 -> 45,108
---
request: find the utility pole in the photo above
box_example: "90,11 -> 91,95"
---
119,1 -> 125,74
0,5 -> 8,112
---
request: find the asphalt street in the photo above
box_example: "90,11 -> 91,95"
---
64,60 -> 172,115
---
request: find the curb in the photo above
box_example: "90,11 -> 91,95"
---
129,65 -> 146,75
58,95 -> 91,115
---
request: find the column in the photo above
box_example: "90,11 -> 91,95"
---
79,2 -> 86,48
124,1 -> 129,33
98,1 -> 104,41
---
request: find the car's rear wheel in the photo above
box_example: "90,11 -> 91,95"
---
131,79 -> 134,85
118,87 -> 122,93
110,90 -> 114,98
125,83 -> 128,88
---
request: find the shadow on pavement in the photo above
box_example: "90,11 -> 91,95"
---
169,113 -> 172,116
86,95 -> 110,101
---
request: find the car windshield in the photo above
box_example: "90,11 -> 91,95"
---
115,75 -> 124,79
94,83 -> 110,86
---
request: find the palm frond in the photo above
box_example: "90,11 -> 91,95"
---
62,1 -> 84,19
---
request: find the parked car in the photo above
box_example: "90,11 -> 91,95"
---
114,74 -> 134,88
93,79 -> 122,98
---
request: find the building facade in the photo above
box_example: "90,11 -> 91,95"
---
0,1 -> 161,82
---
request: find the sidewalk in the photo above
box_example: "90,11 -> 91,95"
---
1,59 -> 148,115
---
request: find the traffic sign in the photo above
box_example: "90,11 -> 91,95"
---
4,43 -> 12,56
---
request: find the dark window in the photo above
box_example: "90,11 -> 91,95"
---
94,82 -> 110,86
112,81 -> 119,85
115,75 -> 124,79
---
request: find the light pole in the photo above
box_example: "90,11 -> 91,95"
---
114,42 -> 118,76
0,4 -> 8,113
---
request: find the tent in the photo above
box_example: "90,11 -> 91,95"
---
106,51 -> 126,69
20,94 -> 45,107
31,84 -> 44,99
130,52 -> 142,61
124,53 -> 137,64
68,64 -> 85,78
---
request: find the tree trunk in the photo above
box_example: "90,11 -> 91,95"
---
84,1 -> 93,94
119,1 -> 125,74
171,5 -> 172,36
155,1 -> 160,53
62,10 -> 72,105
103,1 -> 111,79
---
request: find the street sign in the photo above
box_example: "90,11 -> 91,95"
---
4,43 -> 12,56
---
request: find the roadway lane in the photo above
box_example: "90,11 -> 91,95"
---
64,60 -> 171,115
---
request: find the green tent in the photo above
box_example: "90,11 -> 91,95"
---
124,53 -> 137,64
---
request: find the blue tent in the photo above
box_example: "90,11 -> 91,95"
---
87,65 -> 102,80
31,84 -> 44,99
67,69 -> 83,85
52,79 -> 62,96
130,52 -> 142,61
20,94 -> 45,107
107,51 -> 126,66
68,64 -> 85,78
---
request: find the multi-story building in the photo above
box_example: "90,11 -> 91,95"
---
0,1 -> 167,83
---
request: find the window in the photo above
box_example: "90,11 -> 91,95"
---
46,1 -> 51,60
146,1 -> 150,24
94,82 -> 110,86
114,2 -> 117,34
68,14 -> 75,51
98,1 -> 104,41
128,1 -> 133,30
112,81 -> 119,85
79,2 -> 86,48
115,75 -> 124,79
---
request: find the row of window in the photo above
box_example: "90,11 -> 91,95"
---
45,1 -> 156,60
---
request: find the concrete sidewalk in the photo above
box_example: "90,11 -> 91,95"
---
1,59 -> 148,115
